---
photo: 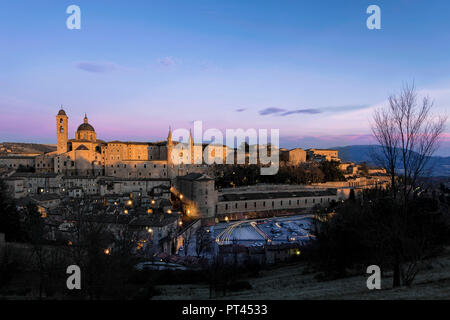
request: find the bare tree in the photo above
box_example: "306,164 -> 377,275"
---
195,228 -> 213,258
371,82 -> 447,287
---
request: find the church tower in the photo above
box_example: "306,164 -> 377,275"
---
167,126 -> 173,164
56,108 -> 68,154
189,129 -> 194,164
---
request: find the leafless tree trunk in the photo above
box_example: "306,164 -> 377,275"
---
371,82 -> 447,287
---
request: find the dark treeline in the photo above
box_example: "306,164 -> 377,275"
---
307,188 -> 450,285
214,161 -> 345,188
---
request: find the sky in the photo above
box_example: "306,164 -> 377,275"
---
0,0 -> 449,155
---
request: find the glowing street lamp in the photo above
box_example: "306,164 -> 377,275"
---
124,209 -> 129,215
104,248 -> 110,255
147,208 -> 153,214
167,209 -> 172,214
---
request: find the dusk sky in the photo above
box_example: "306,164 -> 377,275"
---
1,0 -> 449,155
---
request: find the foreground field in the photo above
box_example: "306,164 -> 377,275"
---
154,247 -> 450,300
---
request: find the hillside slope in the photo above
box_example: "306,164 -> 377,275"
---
0,142 -> 56,155
333,145 -> 450,177
154,247 -> 450,300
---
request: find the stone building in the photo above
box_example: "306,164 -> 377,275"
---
0,156 -> 35,170
306,148 -> 340,162
215,188 -> 338,219
175,173 -> 218,223
280,148 -> 307,165
34,108 -> 214,180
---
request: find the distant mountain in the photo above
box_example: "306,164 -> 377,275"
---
333,145 -> 450,177
0,142 -> 56,155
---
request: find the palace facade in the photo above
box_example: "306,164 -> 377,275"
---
34,109 -> 208,179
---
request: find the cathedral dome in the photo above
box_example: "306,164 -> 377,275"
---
76,114 -> 95,132
77,123 -> 95,132
76,114 -> 97,141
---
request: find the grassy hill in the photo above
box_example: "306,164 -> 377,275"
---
153,247 -> 450,300
0,142 -> 56,155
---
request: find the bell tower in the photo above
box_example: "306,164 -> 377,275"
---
56,108 -> 68,154
167,126 -> 173,164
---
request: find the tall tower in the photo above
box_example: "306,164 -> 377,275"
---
189,129 -> 194,164
56,108 -> 68,154
167,126 -> 173,164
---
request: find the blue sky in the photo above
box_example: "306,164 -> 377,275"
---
0,0 -> 449,155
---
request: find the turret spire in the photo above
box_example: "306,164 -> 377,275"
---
167,126 -> 172,143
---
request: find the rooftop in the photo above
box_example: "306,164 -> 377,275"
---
219,189 -> 337,202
